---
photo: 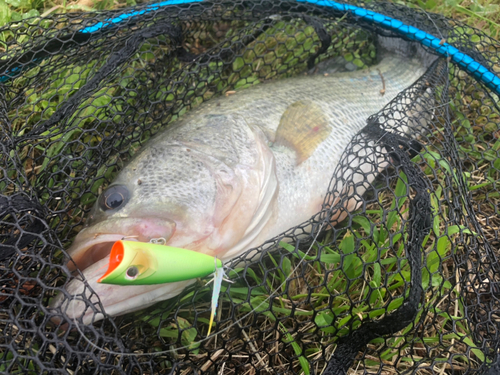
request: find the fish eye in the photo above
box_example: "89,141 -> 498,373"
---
126,266 -> 139,279
99,185 -> 129,212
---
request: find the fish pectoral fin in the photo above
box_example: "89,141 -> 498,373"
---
274,100 -> 331,164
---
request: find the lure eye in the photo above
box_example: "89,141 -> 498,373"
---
98,185 -> 129,212
126,266 -> 139,279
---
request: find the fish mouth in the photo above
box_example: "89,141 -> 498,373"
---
51,216 -> 178,325
66,233 -> 135,273
51,232 -> 191,326
50,233 -> 136,325
51,248 -> 194,326
66,215 -> 177,273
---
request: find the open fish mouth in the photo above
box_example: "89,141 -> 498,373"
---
51,233 -> 192,326
65,215 -> 178,273
50,233 -> 135,325
66,234 -> 137,273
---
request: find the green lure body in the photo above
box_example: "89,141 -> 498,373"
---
98,240 -> 222,285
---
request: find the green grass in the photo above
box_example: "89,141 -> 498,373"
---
402,0 -> 500,38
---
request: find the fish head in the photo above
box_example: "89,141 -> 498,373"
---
51,152 -> 223,324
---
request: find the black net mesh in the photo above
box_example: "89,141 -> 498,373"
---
1,1 -> 499,374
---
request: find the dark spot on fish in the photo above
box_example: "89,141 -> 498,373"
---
137,179 -> 142,185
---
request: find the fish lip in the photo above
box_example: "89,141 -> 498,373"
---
67,233 -> 134,273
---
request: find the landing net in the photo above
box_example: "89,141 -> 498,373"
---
1,1 -> 499,374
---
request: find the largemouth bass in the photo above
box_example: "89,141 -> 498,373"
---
51,46 -> 432,325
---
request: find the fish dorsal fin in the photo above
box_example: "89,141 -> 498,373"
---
274,100 -> 331,164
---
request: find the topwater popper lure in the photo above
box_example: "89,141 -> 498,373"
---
98,240 -> 223,285
98,239 -> 231,335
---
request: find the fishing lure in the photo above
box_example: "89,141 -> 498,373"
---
206,258 -> 232,336
98,239 -> 232,336
98,239 -> 222,285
